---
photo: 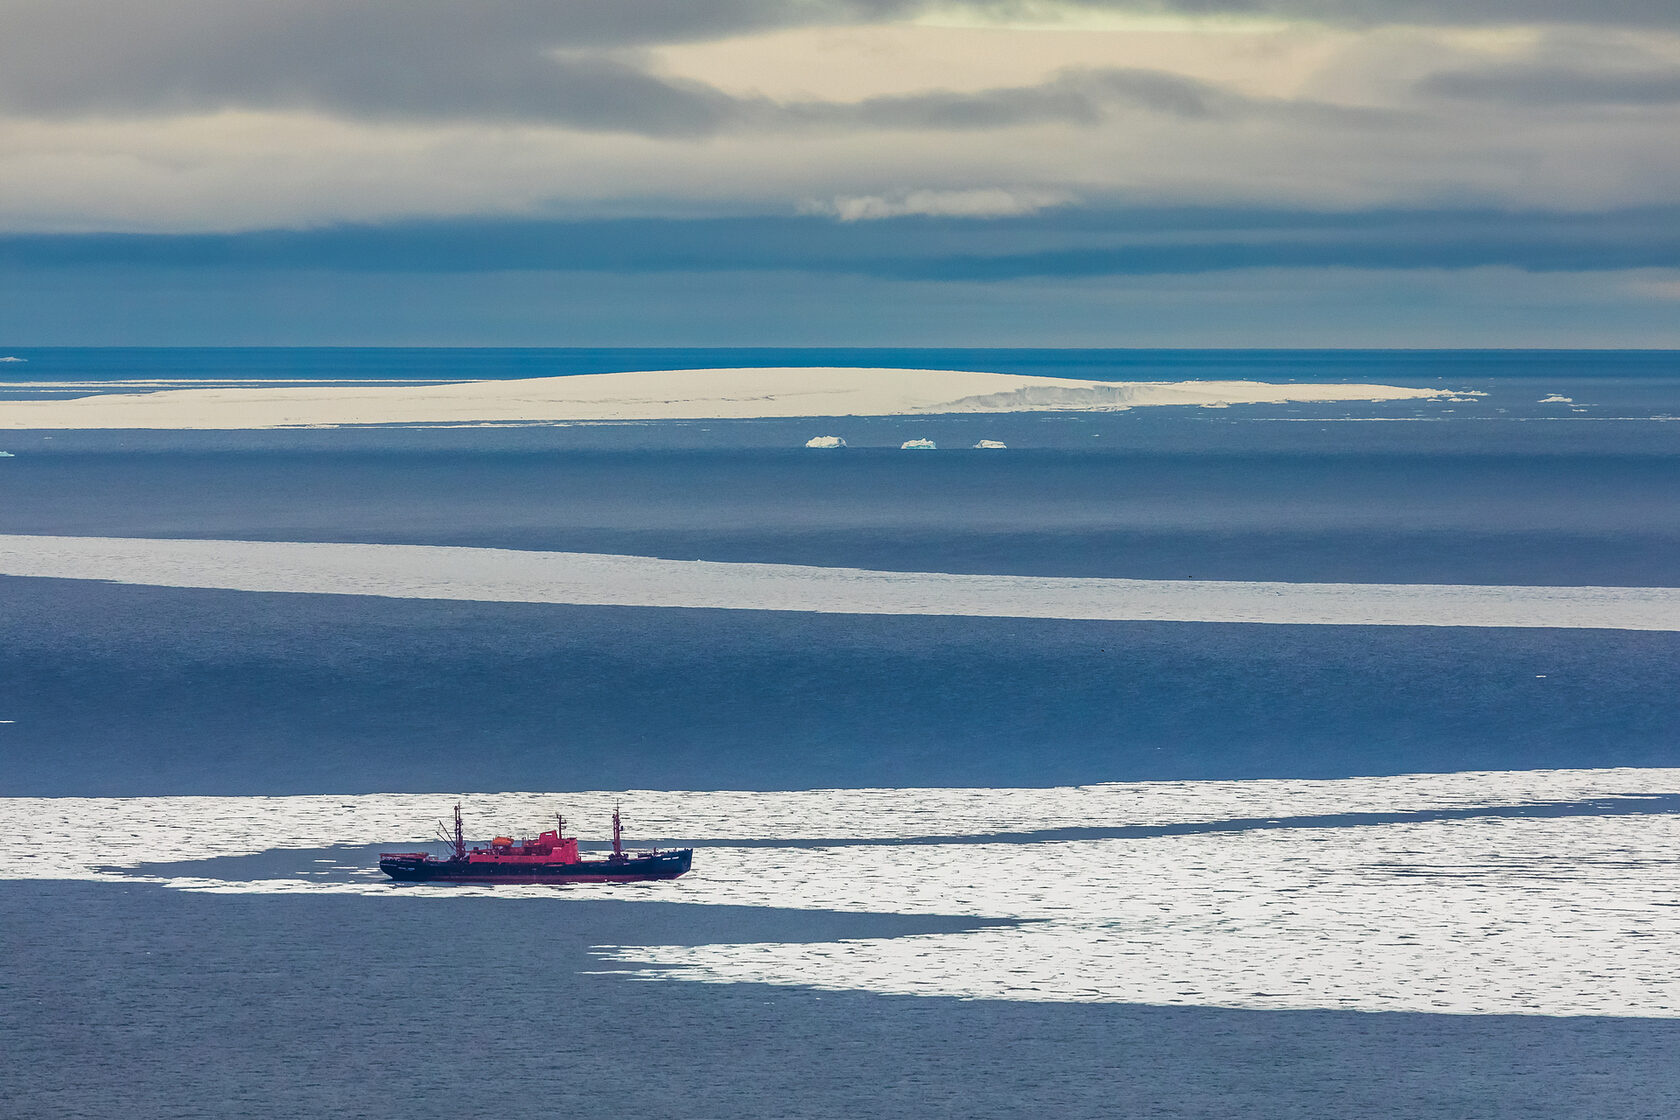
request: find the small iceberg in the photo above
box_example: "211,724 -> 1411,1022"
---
1538,395 -> 1573,404
804,435 -> 847,448
973,440 -> 1007,449
901,438 -> 937,450
0,356 -> 25,363
0,451 -> 13,458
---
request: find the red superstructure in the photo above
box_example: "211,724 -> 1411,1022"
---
380,803 -> 692,885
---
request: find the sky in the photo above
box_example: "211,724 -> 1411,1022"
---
2,0 -> 1678,346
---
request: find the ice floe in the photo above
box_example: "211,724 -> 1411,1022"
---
0,367 -> 1457,429
4,768 -> 1679,1017
2,534 -> 1678,631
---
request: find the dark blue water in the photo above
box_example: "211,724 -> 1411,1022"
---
9,882 -> 1675,1120
2,345 -> 1676,385
5,447 -> 1680,583
3,580 -> 1677,795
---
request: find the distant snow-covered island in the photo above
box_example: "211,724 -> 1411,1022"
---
0,366 -> 1458,430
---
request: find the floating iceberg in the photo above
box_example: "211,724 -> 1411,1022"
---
0,451 -> 13,458
901,438 -> 937,450
0,356 -> 25,363
804,435 -> 847,448
1539,395 -> 1573,404
973,440 -> 1007,449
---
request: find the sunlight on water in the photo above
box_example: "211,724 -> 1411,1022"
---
5,769 -> 1679,1017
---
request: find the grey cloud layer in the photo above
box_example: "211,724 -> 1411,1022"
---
1112,0 -> 1680,25
2,1 -> 786,128
1420,64 -> 1680,106
0,4 -> 1324,137
5,207 -> 1673,278
4,1 -> 1672,136
0,1 -> 961,132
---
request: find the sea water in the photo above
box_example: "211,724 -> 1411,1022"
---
2,349 -> 1678,1118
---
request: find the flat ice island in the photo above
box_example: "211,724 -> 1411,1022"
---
0,367 -> 1454,429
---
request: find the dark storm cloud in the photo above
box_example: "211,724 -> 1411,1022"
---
0,1 -> 793,130
1418,65 -> 1680,106
787,67 -> 1354,132
0,0 -> 1316,140
1062,0 -> 1680,27
0,47 -> 1245,136
831,69 -> 1229,129
798,68 -> 1391,133
3,206 -> 1674,279
2,1 -> 1675,132
0,0 -> 921,128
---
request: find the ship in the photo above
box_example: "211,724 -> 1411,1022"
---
379,803 -> 692,884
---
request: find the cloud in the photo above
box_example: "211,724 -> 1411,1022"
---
0,0 -> 1302,138
7,259 -> 1680,347
0,1 -> 918,128
1418,64 -> 1680,106
806,189 -> 1075,220
0,1 -> 1311,141
4,206 -> 1674,279
993,1 -> 1680,28
813,67 -> 1239,129
1,1 -> 1676,235
4,1 -> 1673,134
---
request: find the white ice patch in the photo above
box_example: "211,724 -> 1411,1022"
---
900,438 -> 937,449
1540,395 -> 1574,403
973,439 -> 1007,449
0,367 -> 1457,429
3,769 -> 1679,1018
612,814 -> 1680,1016
804,435 -> 846,448
3,535 -> 1679,631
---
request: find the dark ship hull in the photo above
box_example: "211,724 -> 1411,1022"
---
380,848 -> 692,885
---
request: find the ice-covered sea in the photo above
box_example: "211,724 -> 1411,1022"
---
8,770 -> 1680,1018
4,348 -> 1680,1118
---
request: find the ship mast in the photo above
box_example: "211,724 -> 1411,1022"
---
612,802 -> 623,858
452,802 -> 467,862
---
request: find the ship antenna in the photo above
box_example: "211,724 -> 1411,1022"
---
612,801 -> 623,858
453,802 -> 467,862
